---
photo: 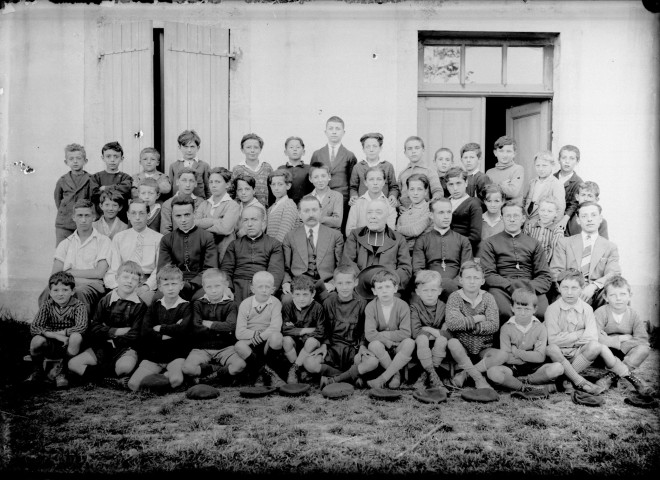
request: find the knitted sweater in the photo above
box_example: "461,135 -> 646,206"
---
499,317 -> 547,365
232,162 -> 274,208
267,197 -> 301,243
445,289 -> 499,355
409,295 -> 446,339
235,296 -> 283,341
322,292 -> 367,348
450,196 -> 483,254
485,163 -> 525,205
31,297 -> 88,337
190,296 -> 238,350
168,159 -> 211,198
364,297 -> 411,348
349,159 -> 400,199
396,201 -> 432,250
131,171 -> 172,199
594,305 -> 649,353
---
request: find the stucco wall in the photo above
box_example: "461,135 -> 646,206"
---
0,0 -> 657,323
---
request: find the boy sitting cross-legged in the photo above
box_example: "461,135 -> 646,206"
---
25,271 -> 88,388
445,261 -> 507,391
128,264 -> 193,392
313,266 -> 379,388
281,275 -> 326,384
233,271 -> 286,387
181,269 -> 246,385
545,269 -> 652,396
365,270 -> 416,390
486,285 -> 563,395
411,270 -> 449,389
68,261 -> 147,388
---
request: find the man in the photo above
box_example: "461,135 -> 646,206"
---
158,196 -> 217,300
282,195 -> 344,302
479,201 -> 552,325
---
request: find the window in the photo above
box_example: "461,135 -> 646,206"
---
419,32 -> 556,96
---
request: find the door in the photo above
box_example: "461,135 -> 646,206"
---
417,97 -> 486,170
506,101 -> 552,184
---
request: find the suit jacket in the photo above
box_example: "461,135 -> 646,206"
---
554,171 -> 583,218
283,225 -> 344,284
310,144 -> 357,201
550,234 -> 621,285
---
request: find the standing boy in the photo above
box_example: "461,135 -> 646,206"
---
485,136 -> 525,205
282,136 -> 314,204
554,145 -> 583,231
308,162 -> 344,231
160,169 -> 205,234
397,136 -> 443,210
346,165 -> 397,234
168,130 -> 211,198
266,169 -> 301,243
459,143 -> 491,199
138,178 -> 162,232
522,151 -> 565,225
564,181 -> 609,238
91,141 -> 132,223
131,147 -> 172,200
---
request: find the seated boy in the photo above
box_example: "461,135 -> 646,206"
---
364,270 -> 415,390
281,275 -> 326,384
128,265 -> 193,392
182,269 -> 246,385
68,261 -> 147,388
131,147 -> 171,200
486,285 -> 563,394
312,266 -> 379,388
93,188 -> 128,240
544,269 -> 651,396
523,196 -> 564,264
25,271 -> 87,388
137,178 -> 162,232
445,261 -> 506,390
160,168 -> 205,234
564,181 -> 609,238
593,275 -> 651,391
233,271 -> 285,386
410,270 -> 448,389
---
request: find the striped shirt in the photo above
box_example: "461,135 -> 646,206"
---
523,218 -> 563,263
31,297 -> 88,337
445,289 -> 499,355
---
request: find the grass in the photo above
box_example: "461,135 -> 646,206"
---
1,316 -> 659,476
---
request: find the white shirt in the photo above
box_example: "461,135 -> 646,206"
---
507,316 -> 539,334
306,223 -> 321,248
207,193 -> 233,216
450,194 -> 470,212
55,229 -> 112,273
158,296 -> 188,310
109,289 -> 141,305
104,227 -> 163,290
581,231 -> 598,250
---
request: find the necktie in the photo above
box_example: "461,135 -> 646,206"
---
308,228 -> 315,253
581,235 -> 592,279
255,302 -> 265,314
330,146 -> 336,165
135,232 -> 144,264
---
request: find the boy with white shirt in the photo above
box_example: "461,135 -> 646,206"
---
522,151 -> 565,225
346,165 -> 397,234
309,162 -> 343,230
554,145 -> 583,231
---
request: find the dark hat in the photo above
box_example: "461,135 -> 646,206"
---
279,383 -> 311,396
239,386 -> 277,398
139,373 -> 170,394
461,388 -> 499,403
321,382 -> 354,399
356,265 -> 391,300
511,389 -> 550,401
572,390 -> 605,407
186,384 -> 220,400
624,394 -> 658,409
368,387 -> 402,401
413,387 -> 448,404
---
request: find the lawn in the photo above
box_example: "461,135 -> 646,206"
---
1,349 -> 659,476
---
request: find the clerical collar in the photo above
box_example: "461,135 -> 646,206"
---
434,227 -> 450,236
505,230 -> 522,237
367,229 -> 385,247
179,225 -> 196,234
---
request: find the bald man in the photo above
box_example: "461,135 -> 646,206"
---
220,205 -> 285,305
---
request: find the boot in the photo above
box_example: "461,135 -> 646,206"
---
287,364 -> 299,384
622,373 -> 653,396
595,371 -> 618,392
263,365 -> 286,388
413,371 -> 428,390
45,359 -> 63,383
320,376 -> 335,389
427,367 -> 442,388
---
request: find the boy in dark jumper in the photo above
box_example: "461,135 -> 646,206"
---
91,141 -> 132,223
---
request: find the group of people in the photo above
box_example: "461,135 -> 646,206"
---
25,115 -> 651,403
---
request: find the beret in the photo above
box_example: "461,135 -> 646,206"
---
624,394 -> 658,409
572,390 -> 605,407
279,383 -> 311,396
413,387 -> 448,404
461,387 -> 500,403
321,382 -> 354,399
368,387 -> 402,401
139,373 -> 170,393
239,386 -> 278,398
186,384 -> 220,400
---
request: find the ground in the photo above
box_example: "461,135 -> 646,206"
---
1,350 -> 659,476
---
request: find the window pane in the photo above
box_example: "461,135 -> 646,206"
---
507,47 -> 544,84
465,46 -> 501,84
423,46 -> 460,84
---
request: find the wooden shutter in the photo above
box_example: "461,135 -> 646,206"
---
506,101 -> 552,184
100,22 -> 154,175
164,23 -> 230,169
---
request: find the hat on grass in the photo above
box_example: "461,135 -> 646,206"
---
511,389 -> 550,401
186,384 -> 220,400
321,382 -> 354,399
572,390 -> 605,407
368,388 -> 402,401
461,388 -> 499,403
624,394 -> 658,409
279,383 -> 311,396
413,387 -> 448,404
139,373 -> 170,394
239,386 -> 278,398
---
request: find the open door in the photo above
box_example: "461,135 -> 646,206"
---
506,101 -> 552,183
418,97 -> 486,170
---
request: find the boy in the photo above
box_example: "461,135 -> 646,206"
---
138,178 -> 162,232
544,269 -> 651,396
68,261 -> 147,388
309,162 -> 343,230
92,189 -> 128,239
281,275 -> 326,384
160,168 -> 205,234
445,261 -> 506,390
410,270 -> 448,389
25,271 -> 87,388
234,271 -> 285,386
282,136 -> 314,204
233,174 -> 268,238
412,197 -> 473,299
127,265 -> 193,392
168,129 -> 210,198
564,181 -> 609,238
266,169 -> 301,243
92,141 -> 132,223
346,165 -> 397,234
522,151 -> 565,225
485,136 -> 525,205
54,143 -> 98,246
310,116 -> 358,232
182,269 -> 246,385
397,136 -> 443,210
131,147 -> 171,200
364,270 -> 415,389
523,197 -> 564,264
446,167 -> 483,255
104,199 -> 163,305
314,266 -> 379,387
397,174 -> 432,251
554,145 -> 583,231
434,147 -> 453,198
593,275 -> 651,391
220,206 -> 285,305
480,184 -> 505,241
232,133 -> 274,208
486,286 -> 563,394
41,199 -> 112,317
350,132 -> 399,207
459,143 -> 492,199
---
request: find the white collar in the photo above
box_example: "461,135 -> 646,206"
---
581,231 -> 598,244
158,296 -> 188,310
359,191 -> 387,201
483,214 -> 502,227
201,293 -> 233,304
238,159 -> 262,172
434,227 -> 451,236
507,316 -> 539,333
110,289 -> 141,304
558,298 -> 584,313
306,223 -> 321,236
458,289 -> 484,308
208,193 -> 232,208
467,168 -> 480,176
